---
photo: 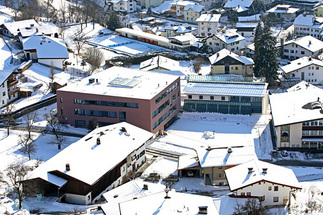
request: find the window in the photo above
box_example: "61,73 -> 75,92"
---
2,92 -> 5,96
199,95 -> 203,100
210,96 -> 214,100
273,197 -> 279,202
247,192 -> 251,196
268,186 -> 272,191
60,97 -> 63,103
235,67 -> 238,70
120,111 -> 126,122
274,186 -> 278,191
241,192 -> 245,196
219,173 -> 223,177
61,108 -> 63,115
188,95 -> 192,99
75,120 -> 86,126
301,51 -> 305,54
221,96 -> 225,101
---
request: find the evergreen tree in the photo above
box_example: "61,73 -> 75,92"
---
107,12 -> 121,31
253,23 -> 279,85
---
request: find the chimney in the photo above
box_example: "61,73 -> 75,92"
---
262,168 -> 268,174
66,163 -> 70,171
41,37 -> 46,42
248,167 -> 253,174
217,53 -> 219,57
97,137 -> 101,145
207,146 -> 211,151
309,40 -> 312,45
120,127 -> 127,132
143,184 -> 148,190
198,206 -> 208,214
30,24 -> 34,27
227,147 -> 232,153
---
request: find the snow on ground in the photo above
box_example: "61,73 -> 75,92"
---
152,0 -> 176,13
0,37 -> 13,70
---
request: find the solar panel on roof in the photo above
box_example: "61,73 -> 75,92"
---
109,77 -> 141,88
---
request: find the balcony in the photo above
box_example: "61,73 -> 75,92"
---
7,79 -> 18,88
8,87 -> 20,96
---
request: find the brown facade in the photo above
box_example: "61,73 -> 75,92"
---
57,78 -> 180,133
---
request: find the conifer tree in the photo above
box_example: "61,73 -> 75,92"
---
253,22 -> 279,85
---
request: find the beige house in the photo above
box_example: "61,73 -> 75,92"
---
209,48 -> 254,77
270,82 -> 323,149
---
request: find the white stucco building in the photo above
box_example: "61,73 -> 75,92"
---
225,159 -> 301,206
196,13 -> 221,36
22,35 -> 69,70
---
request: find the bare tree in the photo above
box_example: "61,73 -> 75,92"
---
4,0 -> 25,19
3,162 -> 35,210
59,0 -> 67,23
3,103 -> 16,136
83,47 -> 104,74
43,110 -> 67,149
19,111 -> 38,160
73,30 -> 90,55
232,198 -> 266,215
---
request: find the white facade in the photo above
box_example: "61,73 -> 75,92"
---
65,192 -> 92,205
235,182 -> 294,206
196,14 -> 221,36
293,14 -> 323,39
282,36 -> 323,60
112,0 -> 136,13
38,59 -> 66,70
281,57 -> 323,85
206,31 -> 245,54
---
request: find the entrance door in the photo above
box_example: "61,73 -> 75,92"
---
119,111 -> 126,122
225,63 -> 229,74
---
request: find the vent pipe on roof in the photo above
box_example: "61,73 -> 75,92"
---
248,167 -> 253,174
66,163 -> 70,171
143,184 -> 148,190
262,168 -> 268,174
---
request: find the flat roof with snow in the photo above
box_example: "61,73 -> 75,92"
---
270,82 -> 323,126
183,82 -> 267,97
58,66 -> 179,100
28,122 -> 153,186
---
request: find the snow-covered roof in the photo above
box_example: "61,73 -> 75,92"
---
267,4 -> 299,14
178,154 -> 199,170
116,28 -> 169,43
238,14 -> 261,22
196,13 -> 221,22
58,66 -> 180,100
196,145 -> 257,168
183,4 -> 204,12
215,30 -> 245,44
209,48 -> 254,65
170,0 -> 196,7
294,14 -> 315,26
29,122 -> 153,186
236,22 -> 258,29
3,19 -> 39,36
117,189 -> 219,214
225,159 -> 301,191
101,180 -> 165,215
22,35 -> 68,59
224,0 -> 253,9
283,36 -> 323,53
0,70 -> 14,85
280,57 -> 323,74
140,55 -> 180,71
270,82 -> 323,126
183,82 -> 267,97
176,25 -> 190,34
18,24 -> 53,38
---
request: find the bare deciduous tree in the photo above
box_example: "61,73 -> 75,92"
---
3,162 -> 35,209
4,0 -> 25,19
83,47 -> 104,74
19,111 -> 38,160
232,198 -> 266,215
49,61 -> 56,92
73,30 -> 90,55
43,110 -> 67,149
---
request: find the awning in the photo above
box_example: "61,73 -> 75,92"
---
46,173 -> 68,187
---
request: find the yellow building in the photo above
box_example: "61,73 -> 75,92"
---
314,4 -> 323,17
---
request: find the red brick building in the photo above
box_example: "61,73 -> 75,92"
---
57,66 -> 180,133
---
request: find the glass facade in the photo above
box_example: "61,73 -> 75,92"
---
74,109 -> 117,118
